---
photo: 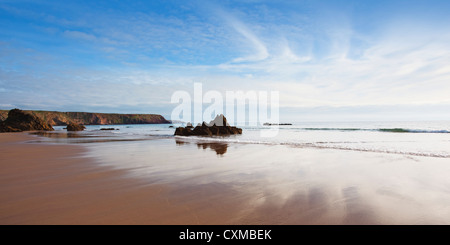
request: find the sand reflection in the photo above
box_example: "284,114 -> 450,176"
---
31,131 -> 89,138
29,131 -> 156,144
197,143 -> 228,155
78,139 -> 450,224
176,140 -> 228,156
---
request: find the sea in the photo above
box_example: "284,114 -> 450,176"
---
37,121 -> 450,159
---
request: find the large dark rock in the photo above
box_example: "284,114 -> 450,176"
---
174,114 -> 242,136
174,127 -> 193,136
66,123 -> 86,131
0,109 -> 54,132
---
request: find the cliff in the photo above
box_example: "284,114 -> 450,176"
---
0,109 -> 170,126
0,109 -> 54,132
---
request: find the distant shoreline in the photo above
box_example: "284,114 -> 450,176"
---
263,123 -> 292,126
0,109 -> 170,126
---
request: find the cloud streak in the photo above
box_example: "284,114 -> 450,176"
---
224,14 -> 269,63
1,0 -> 450,121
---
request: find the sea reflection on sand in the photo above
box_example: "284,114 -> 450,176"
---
29,131 -> 162,144
31,131 -> 91,138
176,140 -> 228,156
30,132 -> 450,224
72,138 -> 450,224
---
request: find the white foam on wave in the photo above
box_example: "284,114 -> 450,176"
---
174,136 -> 450,158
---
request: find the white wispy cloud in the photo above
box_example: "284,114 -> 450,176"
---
63,30 -> 97,41
226,17 -> 269,63
200,3 -> 450,111
1,1 -> 450,121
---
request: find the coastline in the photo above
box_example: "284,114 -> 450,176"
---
2,132 -> 450,225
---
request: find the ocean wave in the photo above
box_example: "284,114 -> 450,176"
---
300,128 -> 450,133
174,135 -> 450,158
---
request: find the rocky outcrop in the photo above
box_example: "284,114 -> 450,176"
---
66,123 -> 86,131
0,109 -> 54,132
0,110 -> 170,126
0,110 -> 7,121
174,115 -> 242,136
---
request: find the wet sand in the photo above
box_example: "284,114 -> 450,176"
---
0,133 -> 243,224
2,132 -> 450,224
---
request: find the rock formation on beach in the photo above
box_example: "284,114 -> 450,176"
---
66,123 -> 86,131
0,109 -> 170,126
0,111 -> 7,122
174,114 -> 242,136
0,109 -> 54,132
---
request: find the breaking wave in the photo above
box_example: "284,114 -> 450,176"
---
175,135 -> 450,158
300,128 -> 450,133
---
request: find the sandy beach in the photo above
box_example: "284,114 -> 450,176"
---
2,131 -> 450,225
0,133 -> 238,224
2,0 -> 450,229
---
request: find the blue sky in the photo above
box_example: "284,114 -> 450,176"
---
1,0 -> 450,121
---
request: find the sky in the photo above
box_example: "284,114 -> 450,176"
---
1,0 -> 450,122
